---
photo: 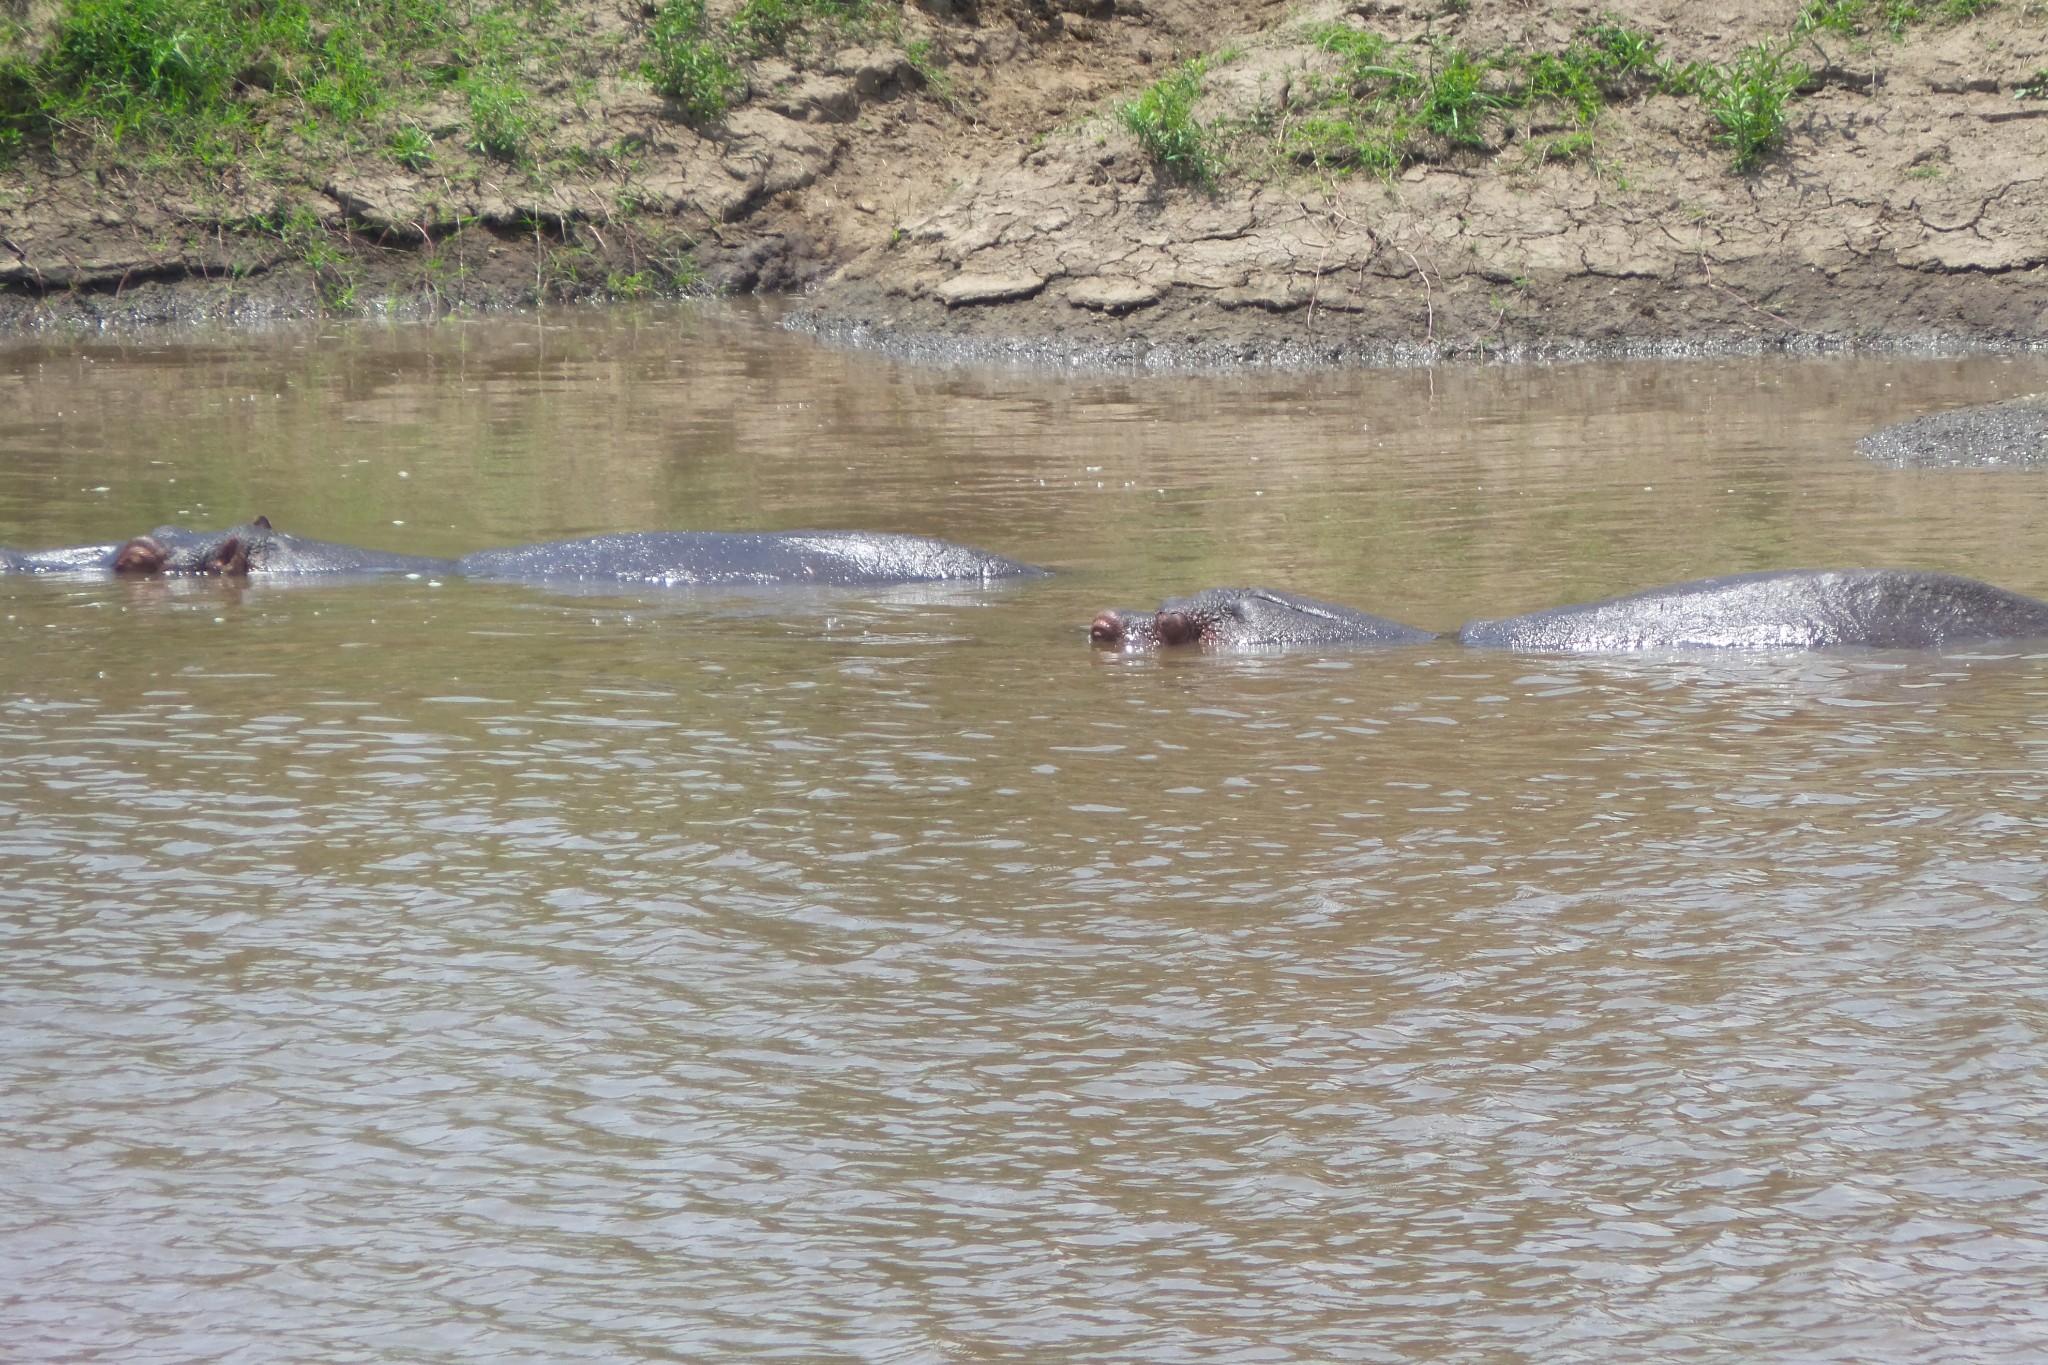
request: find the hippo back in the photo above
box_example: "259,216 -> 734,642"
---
1458,570 -> 2048,652
242,527 -> 456,575
1162,587 -> 1437,648
456,531 -> 1048,586
1857,393 -> 2048,469
1,541 -> 126,574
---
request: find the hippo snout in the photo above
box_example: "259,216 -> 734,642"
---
1089,608 -> 1161,651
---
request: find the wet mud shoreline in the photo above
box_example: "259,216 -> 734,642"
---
785,258 -> 2048,372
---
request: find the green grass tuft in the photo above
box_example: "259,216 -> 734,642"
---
1118,57 -> 1214,187
1794,0 -> 1996,38
904,37 -> 953,104
1418,47 -> 1502,145
461,71 -> 530,161
387,122 -> 433,169
643,0 -> 743,124
1280,20 -> 1667,176
643,0 -> 877,124
1706,39 -> 1807,172
0,0 -> 513,164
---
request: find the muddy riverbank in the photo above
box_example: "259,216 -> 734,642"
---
3,0 -> 2045,359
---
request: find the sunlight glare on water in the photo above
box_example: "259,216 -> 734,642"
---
3,310 -> 2048,1362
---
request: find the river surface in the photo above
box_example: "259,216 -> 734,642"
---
4,310 -> 2048,1363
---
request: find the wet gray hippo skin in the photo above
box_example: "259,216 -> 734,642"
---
1,541 -> 127,574
3,517 -> 456,577
1458,570 -> 2048,652
1858,393 -> 2048,469
140,518 -> 458,576
5,522 -> 1040,585
1092,587 -> 1436,651
455,530 -> 1048,585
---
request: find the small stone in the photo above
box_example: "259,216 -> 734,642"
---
935,272 -> 1047,307
1066,278 -> 1160,314
855,199 -> 878,214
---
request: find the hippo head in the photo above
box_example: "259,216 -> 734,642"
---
112,516 -> 272,576
1089,594 -> 1235,650
1114,587 -> 1437,651
1089,608 -> 1162,651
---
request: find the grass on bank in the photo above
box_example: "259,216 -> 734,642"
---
0,0 -> 727,310
642,0 -> 893,124
1116,55 -> 1214,186
0,0 -> 575,168
1794,0 -> 2002,39
1279,19 -> 1669,177
1701,39 -> 1807,171
0,0 -> 916,170
1280,18 -> 1824,177
1118,0 -> 2015,189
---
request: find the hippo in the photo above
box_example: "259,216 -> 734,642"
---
1091,587 -> 1437,651
1858,393 -> 2048,469
5,521 -> 1043,587
3,517 -> 456,577
454,530 -> 1048,586
1457,569 -> 2048,652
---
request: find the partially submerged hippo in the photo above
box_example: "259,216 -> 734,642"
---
1458,569 -> 2048,652
1858,393 -> 2048,469
1091,587 -> 1436,651
5,521 -> 1041,586
455,530 -> 1048,586
3,517 -> 455,577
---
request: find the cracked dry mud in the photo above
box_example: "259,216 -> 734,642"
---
2,0 -> 2045,361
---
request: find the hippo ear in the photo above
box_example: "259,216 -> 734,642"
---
253,515 -> 273,530
205,537 -> 251,575
113,537 -> 167,575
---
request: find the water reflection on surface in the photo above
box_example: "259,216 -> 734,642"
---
3,311 -> 2048,1361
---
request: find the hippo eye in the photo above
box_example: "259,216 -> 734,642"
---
113,538 -> 167,575
1156,611 -> 1200,647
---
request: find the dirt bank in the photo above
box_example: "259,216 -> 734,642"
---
3,0 -> 2045,359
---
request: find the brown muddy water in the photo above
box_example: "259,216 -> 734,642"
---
3,309 -> 2048,1363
